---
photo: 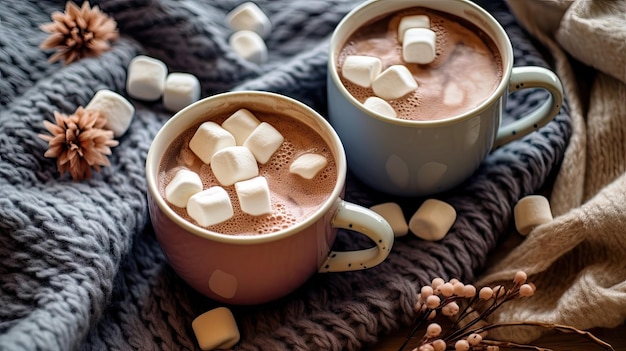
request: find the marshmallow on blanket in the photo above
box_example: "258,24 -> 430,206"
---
398,15 -> 430,42
189,122 -> 236,164
192,307 -> 240,351
341,55 -> 382,88
187,187 -> 234,227
165,169 -> 203,208
163,73 -> 201,113
372,65 -> 418,100
126,55 -> 168,101
403,28 -> 437,64
409,199 -> 456,241
221,109 -> 261,145
229,30 -> 268,64
370,202 -> 409,237
243,122 -> 284,164
235,176 -> 272,216
363,97 -> 397,118
514,195 -> 553,236
211,146 -> 259,186
289,153 -> 327,179
226,2 -> 272,38
85,89 -> 135,137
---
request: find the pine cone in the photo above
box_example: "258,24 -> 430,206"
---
40,1 -> 119,64
39,107 -> 119,180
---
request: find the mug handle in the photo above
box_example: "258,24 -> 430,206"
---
493,66 -> 564,148
318,200 -> 394,273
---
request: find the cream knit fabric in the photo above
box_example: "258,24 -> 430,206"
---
479,0 -> 626,342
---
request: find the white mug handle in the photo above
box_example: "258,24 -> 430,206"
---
494,66 -> 564,148
318,200 -> 394,273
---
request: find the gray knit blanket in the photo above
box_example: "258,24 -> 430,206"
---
0,0 -> 570,350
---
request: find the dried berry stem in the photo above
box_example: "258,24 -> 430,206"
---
396,309 -> 433,351
474,322 -> 615,351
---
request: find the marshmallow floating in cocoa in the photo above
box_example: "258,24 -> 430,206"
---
289,153 -> 328,179
210,146 -> 259,186
372,65 -> 418,100
243,122 -> 284,164
221,109 -> 261,146
363,96 -> 397,118
165,168 -> 203,208
442,81 -> 465,107
341,55 -> 383,88
403,27 -> 437,64
187,186 -> 234,226
235,176 -> 272,216
397,15 -> 430,43
189,121 -> 236,164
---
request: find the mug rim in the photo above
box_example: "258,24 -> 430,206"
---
146,91 -> 347,245
328,0 -> 514,127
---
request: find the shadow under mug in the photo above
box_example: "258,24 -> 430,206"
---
327,0 -> 564,197
145,91 -> 394,305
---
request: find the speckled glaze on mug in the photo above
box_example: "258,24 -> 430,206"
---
146,91 -> 394,305
328,0 -> 563,196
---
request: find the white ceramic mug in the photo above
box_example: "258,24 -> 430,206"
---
327,0 -> 564,197
145,91 -> 394,305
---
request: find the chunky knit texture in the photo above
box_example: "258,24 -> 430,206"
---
478,0 -> 626,343
0,1 -> 570,350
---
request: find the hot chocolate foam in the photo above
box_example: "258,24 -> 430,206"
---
337,7 -> 503,121
158,112 -> 337,236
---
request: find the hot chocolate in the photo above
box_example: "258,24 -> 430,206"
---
337,7 -> 503,121
158,110 -> 337,236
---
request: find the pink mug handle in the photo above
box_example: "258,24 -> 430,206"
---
318,200 -> 394,273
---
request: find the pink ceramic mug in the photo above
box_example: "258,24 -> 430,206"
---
146,91 -> 394,305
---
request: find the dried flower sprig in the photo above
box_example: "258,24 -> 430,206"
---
399,272 -> 614,351
39,107 -> 119,180
40,1 -> 119,64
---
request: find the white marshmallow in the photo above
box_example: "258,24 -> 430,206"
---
192,307 -> 240,351
126,55 -> 168,101
243,122 -> 284,164
409,199 -> 456,241
187,187 -> 234,227
289,153 -> 328,179
210,146 -> 259,186
403,27 -> 437,64
226,2 -> 272,38
221,109 -> 261,145
443,81 -> 465,106
85,89 -> 135,137
235,176 -> 272,216
372,65 -> 418,100
163,72 -> 201,113
363,96 -> 397,118
398,15 -> 430,43
164,169 -> 203,208
370,202 -> 408,237
341,55 -> 382,88
189,122 -> 236,164
229,30 -> 268,64
514,195 -> 553,236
